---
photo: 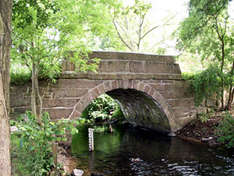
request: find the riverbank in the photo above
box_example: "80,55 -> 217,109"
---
176,111 -> 234,149
176,118 -> 221,147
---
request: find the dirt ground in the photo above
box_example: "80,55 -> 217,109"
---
176,117 -> 223,147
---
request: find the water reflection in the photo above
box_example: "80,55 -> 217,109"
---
71,125 -> 234,176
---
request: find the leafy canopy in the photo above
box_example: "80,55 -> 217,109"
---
177,0 -> 233,109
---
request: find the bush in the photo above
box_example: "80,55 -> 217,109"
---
10,68 -> 31,85
11,112 -> 78,176
184,65 -> 223,106
81,94 -> 124,122
183,65 -> 232,108
216,112 -> 234,148
10,62 -> 61,85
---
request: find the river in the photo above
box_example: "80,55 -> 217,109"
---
71,125 -> 234,176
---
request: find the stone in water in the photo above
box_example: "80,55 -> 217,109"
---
73,169 -> 84,176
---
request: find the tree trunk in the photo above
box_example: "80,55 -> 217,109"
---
0,73 -> 11,176
0,0 -> 11,113
0,0 -> 12,174
31,62 -> 37,117
31,61 -> 42,120
220,41 -> 225,110
226,61 -> 234,110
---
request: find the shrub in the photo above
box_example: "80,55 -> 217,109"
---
10,68 -> 31,85
183,65 -> 222,106
216,112 -> 234,149
11,112 -> 78,176
183,64 -> 232,108
81,94 -> 124,122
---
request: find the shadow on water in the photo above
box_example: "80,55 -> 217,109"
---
71,125 -> 234,176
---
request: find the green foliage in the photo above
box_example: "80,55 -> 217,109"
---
198,110 -> 215,123
11,0 -> 123,83
181,72 -> 196,80
176,0 -> 234,109
216,112 -> 234,148
199,113 -> 210,123
93,125 -> 110,133
185,64 -> 232,107
11,112 -> 78,176
81,94 -> 124,122
177,0 -> 231,53
12,0 -> 58,29
112,106 -> 124,120
113,0 -> 165,52
10,67 -> 31,85
186,65 -> 223,106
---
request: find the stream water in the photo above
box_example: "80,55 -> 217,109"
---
71,125 -> 234,176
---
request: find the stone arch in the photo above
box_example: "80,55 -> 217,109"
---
69,80 -> 179,132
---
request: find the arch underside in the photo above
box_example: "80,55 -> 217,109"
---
71,80 -> 180,133
107,89 -> 171,133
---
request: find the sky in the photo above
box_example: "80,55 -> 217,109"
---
150,0 -> 234,21
145,0 -> 189,55
123,0 -> 234,55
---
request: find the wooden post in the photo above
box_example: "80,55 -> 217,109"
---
88,128 -> 94,152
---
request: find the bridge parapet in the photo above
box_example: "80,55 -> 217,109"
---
62,51 -> 181,80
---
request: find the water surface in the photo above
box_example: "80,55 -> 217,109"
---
71,125 -> 234,176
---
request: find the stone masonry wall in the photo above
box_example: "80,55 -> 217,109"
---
10,51 -> 197,132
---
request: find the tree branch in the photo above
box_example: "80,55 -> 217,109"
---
140,25 -> 160,40
112,19 -> 133,51
136,14 -> 145,51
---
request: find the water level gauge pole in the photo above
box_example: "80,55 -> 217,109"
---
88,128 -> 94,151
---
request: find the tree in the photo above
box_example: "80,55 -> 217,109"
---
177,0 -> 233,110
12,0 -> 120,119
0,0 -> 11,112
112,0 -> 172,52
0,0 -> 12,175
12,0 -> 63,119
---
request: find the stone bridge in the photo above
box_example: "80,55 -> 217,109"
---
10,51 -> 196,134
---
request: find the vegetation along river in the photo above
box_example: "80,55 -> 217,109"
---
71,125 -> 234,176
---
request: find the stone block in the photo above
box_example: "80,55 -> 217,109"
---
111,80 -> 118,89
128,80 -> 134,89
117,80 -> 123,89
167,98 -> 194,107
103,81 -> 112,92
98,60 -> 129,73
129,61 -> 145,73
132,80 -> 140,90
55,79 -> 102,89
53,88 -> 88,98
143,85 -> 150,93
138,83 -> 145,91
123,80 -> 129,89
43,98 -> 80,108
44,108 -> 73,120
97,84 -> 105,95
70,111 -> 81,119
148,87 -> 155,97
90,88 -> 100,99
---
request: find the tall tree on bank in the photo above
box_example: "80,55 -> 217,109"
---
0,0 -> 12,175
12,0 -> 121,119
12,0 -> 61,119
177,0 -> 234,110
0,0 -> 11,112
